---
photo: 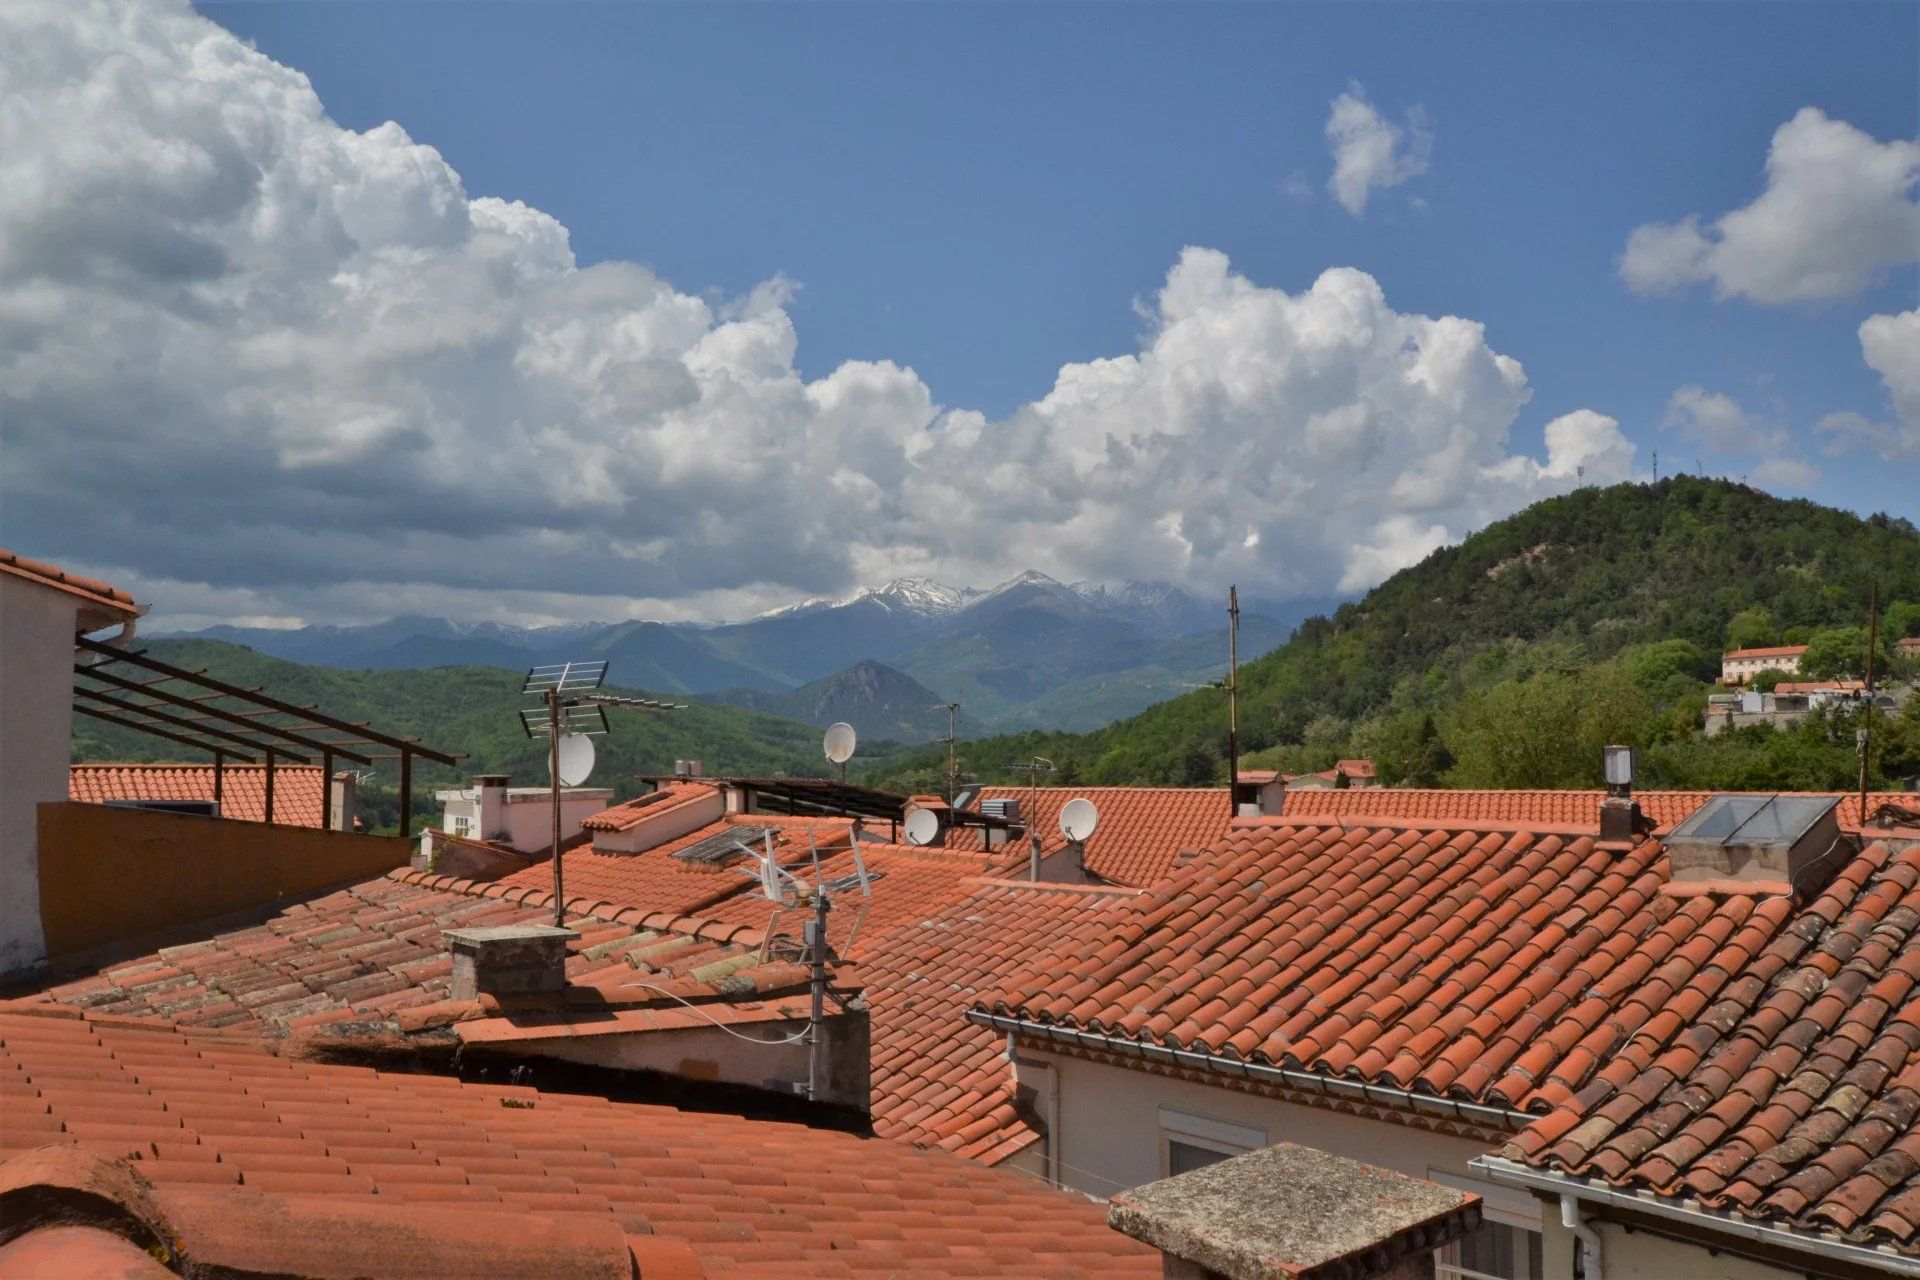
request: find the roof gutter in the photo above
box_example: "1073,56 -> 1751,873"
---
1471,1156 -> 1920,1279
967,1011 -> 1531,1131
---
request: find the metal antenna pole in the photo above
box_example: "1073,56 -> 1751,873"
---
549,686 -> 564,926
805,892 -> 831,1102
940,702 -> 961,805
1227,585 -> 1241,821
1860,581 -> 1879,818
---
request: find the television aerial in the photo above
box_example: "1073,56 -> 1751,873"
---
903,806 -> 941,847
553,733 -> 595,787
1059,796 -> 1100,842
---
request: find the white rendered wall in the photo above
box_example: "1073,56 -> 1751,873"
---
0,576 -> 80,976
1537,1209 -> 1807,1280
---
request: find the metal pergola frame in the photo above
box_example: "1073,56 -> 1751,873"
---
73,636 -> 462,835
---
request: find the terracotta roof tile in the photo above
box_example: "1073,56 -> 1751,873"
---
1724,645 -> 1810,660
0,1007 -> 1155,1277
0,548 -> 139,618
27,874 -> 810,1044
1278,788 -> 1910,832
858,878 -> 1141,1164
953,787 -> 1234,887
70,764 -> 329,828
1504,839 -> 1920,1257
578,781 -> 718,832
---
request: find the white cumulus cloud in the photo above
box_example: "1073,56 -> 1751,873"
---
1620,108 -> 1920,303
0,0 -> 1632,625
1819,308 -> 1920,460
1324,82 -> 1432,217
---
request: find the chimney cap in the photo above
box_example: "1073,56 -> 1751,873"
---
474,774 -> 510,788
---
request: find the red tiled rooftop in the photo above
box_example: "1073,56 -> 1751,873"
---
953,786 -> 1234,887
30,872 -> 806,1044
980,819 -> 1786,1116
70,763 -> 328,828
860,878 -> 1140,1165
1503,838 -> 1920,1258
495,814 -> 858,918
1724,645 -> 1809,660
578,781 -> 717,832
0,547 -> 139,618
0,1004 -> 1158,1278
1277,788 -> 1910,832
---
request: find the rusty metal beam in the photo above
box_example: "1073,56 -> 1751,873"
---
76,665 -> 372,765
73,637 -> 460,766
74,704 -> 259,763
74,687 -> 314,763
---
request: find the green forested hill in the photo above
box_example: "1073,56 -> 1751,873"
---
867,479 -> 1920,794
72,639 -> 886,830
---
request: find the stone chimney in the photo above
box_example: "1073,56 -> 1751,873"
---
444,924 -> 575,1000
1597,746 -> 1642,848
474,775 -> 510,842
328,771 -> 357,832
1107,1142 -> 1480,1280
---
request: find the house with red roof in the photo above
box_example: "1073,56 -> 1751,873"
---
0,550 -> 144,976
969,785 -> 1920,1280
1721,643 -> 1808,684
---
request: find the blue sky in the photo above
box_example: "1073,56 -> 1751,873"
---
208,0 -> 1916,498
2,1 -> 1915,626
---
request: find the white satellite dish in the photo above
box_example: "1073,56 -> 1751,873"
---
1059,796 -> 1100,842
553,733 -> 596,787
903,807 -> 941,847
823,722 -> 858,765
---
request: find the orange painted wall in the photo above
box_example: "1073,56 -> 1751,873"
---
35,802 -> 409,960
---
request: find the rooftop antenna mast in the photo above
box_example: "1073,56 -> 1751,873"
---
519,661 -> 683,926
933,702 -> 961,804
1860,581 -> 1879,819
999,756 -> 1055,879
1226,585 -> 1241,822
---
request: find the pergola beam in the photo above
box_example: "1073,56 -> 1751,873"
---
75,687 -> 316,763
77,665 -> 374,765
74,704 -> 260,763
74,637 -> 459,766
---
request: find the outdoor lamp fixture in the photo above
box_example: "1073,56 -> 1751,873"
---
1603,744 -> 1635,796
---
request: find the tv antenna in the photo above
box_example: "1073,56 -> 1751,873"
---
519,661 -> 684,925
1226,585 -> 1241,821
999,756 -> 1055,879
932,702 -> 962,804
823,721 -> 857,782
747,826 -> 872,1102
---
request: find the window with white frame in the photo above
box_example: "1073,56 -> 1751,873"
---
450,813 -> 474,837
1157,1108 -> 1267,1178
1426,1168 -> 1544,1280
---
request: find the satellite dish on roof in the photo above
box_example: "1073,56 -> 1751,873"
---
823,722 -> 858,765
554,733 -> 595,787
903,807 -> 941,847
1059,796 -> 1099,842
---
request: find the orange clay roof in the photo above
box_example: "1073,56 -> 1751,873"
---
70,763 -> 328,828
0,1004 -> 1158,1278
1276,788 -> 1912,832
28,872 -> 812,1044
953,786 -> 1234,887
1724,645 -> 1809,660
0,547 -> 139,618
1772,680 -> 1866,694
1504,837 -> 1920,1257
493,814 -> 856,917
980,819 -> 1784,1115
578,781 -> 717,832
861,877 -> 1141,1165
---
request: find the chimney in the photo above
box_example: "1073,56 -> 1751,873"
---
329,771 -> 357,832
980,797 -> 1020,851
444,924 -> 575,1000
474,775 -> 509,841
674,759 -> 702,778
1598,746 -> 1641,847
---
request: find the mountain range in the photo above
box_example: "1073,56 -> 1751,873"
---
163,572 -> 1325,740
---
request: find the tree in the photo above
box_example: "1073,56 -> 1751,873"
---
1800,627 -> 1898,680
1725,607 -> 1775,652
1369,710 -> 1452,786
1750,668 -> 1789,692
